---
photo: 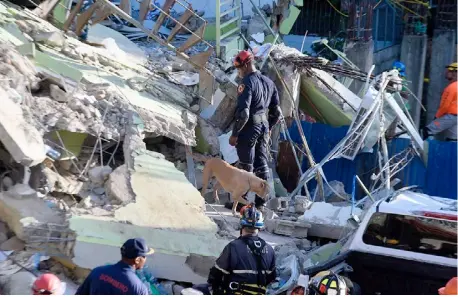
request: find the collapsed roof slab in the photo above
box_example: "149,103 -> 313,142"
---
69,150 -> 228,283
0,89 -> 46,167
0,192 -> 65,241
32,44 -> 197,146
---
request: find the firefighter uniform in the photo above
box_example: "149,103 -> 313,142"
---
207,235 -> 276,295
232,71 -> 281,207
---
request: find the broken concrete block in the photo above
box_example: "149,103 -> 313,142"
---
0,236 -> 25,251
34,31 -> 65,48
292,221 -> 311,238
294,196 -> 312,213
266,219 -> 296,236
2,271 -> 36,295
0,89 -> 45,167
88,166 -> 113,186
42,167 -> 85,195
105,164 -> 134,205
0,192 -> 64,241
266,197 -> 281,210
49,84 -> 68,102
267,197 -> 290,211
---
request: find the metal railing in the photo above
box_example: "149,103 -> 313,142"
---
216,0 -> 241,57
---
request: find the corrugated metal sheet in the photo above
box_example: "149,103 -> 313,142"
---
425,140 -> 458,199
281,121 -> 457,199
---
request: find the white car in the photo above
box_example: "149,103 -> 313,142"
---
340,190 -> 457,295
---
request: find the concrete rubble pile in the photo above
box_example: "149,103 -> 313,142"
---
0,1 -> 232,290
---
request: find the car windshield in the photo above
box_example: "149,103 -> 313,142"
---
362,212 -> 457,259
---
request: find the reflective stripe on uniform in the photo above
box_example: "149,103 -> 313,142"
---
214,263 -> 230,274
232,270 -> 272,274
230,283 -> 267,295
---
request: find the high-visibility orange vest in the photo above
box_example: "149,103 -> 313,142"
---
436,81 -> 458,118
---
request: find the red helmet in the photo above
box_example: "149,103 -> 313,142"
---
439,277 -> 457,295
32,274 -> 62,295
233,50 -> 254,68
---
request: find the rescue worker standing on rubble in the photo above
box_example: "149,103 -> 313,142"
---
75,238 -> 154,295
207,204 -> 276,295
229,50 -> 282,209
424,62 -> 457,141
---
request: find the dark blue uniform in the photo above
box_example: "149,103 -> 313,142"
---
208,235 -> 276,295
232,71 -> 281,206
75,261 -> 149,295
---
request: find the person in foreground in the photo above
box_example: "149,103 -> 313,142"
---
75,237 -> 154,295
208,204 -> 276,295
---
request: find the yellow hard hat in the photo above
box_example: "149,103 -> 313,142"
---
446,62 -> 457,71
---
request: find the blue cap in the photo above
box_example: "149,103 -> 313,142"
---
121,238 -> 154,259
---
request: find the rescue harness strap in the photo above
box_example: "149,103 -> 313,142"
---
240,237 -> 267,292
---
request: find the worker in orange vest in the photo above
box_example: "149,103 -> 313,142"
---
424,62 -> 457,141
439,277 -> 457,295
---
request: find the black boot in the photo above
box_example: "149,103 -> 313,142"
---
254,169 -> 270,210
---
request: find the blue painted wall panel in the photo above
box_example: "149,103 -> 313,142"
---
425,140 -> 458,199
282,121 -> 457,199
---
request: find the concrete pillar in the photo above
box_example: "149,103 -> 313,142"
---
344,40 -> 374,94
426,30 -> 457,124
400,34 -> 427,128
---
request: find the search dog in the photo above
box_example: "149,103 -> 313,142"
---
194,155 -> 269,216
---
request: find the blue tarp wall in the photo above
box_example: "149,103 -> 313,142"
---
283,121 -> 457,200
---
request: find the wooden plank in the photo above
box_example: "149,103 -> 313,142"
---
75,2 -> 99,36
63,0 -> 84,31
119,0 -> 132,16
138,0 -> 151,23
178,23 -> 205,52
196,63 -> 215,104
166,5 -> 193,42
152,0 -> 176,34
92,7 -> 112,25
189,48 -> 213,69
33,0 -> 61,19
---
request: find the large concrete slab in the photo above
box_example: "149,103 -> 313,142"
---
0,90 -> 46,167
69,151 -> 228,283
0,192 -> 64,241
